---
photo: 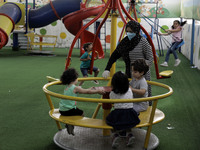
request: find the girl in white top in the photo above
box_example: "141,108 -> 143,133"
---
106,71 -> 140,148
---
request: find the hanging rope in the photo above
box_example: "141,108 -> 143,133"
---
159,35 -> 171,48
136,9 -> 179,42
136,8 -> 184,51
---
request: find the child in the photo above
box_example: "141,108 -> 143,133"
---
129,59 -> 149,113
106,71 -> 140,148
59,68 -> 105,135
79,42 -> 100,86
159,20 -> 187,67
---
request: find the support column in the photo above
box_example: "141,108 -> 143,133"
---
190,19 -> 195,66
109,12 -> 118,77
102,11 -> 118,136
12,32 -> 19,51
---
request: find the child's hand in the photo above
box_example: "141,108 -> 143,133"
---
102,70 -> 110,78
167,31 -> 172,34
87,55 -> 91,60
129,86 -> 133,91
165,29 -> 171,34
89,87 -> 105,94
95,51 -> 99,59
98,89 -> 105,95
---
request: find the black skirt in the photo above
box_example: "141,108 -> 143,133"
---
106,108 -> 140,130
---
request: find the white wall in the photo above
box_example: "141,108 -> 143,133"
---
6,18 -> 177,50
182,20 -> 200,69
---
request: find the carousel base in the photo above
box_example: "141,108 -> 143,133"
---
53,127 -> 159,150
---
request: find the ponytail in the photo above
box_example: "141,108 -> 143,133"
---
172,20 -> 187,29
180,21 -> 187,27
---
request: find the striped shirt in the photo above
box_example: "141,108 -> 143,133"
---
129,37 -> 153,67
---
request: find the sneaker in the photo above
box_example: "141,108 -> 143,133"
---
174,59 -> 181,67
65,124 -> 74,136
112,134 -> 120,149
126,133 -> 135,147
160,62 -> 168,67
93,80 -> 99,84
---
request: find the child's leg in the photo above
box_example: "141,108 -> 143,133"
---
65,124 -> 75,135
93,67 -> 99,84
126,128 -> 135,147
170,42 -> 181,66
94,68 -> 99,77
161,46 -> 171,67
60,108 -> 84,136
164,47 -> 172,62
111,129 -> 121,148
79,68 -> 88,86
59,108 -> 83,116
170,42 -> 180,60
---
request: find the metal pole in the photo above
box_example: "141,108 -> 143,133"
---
190,19 -> 195,66
109,12 -> 118,77
25,0 -> 28,33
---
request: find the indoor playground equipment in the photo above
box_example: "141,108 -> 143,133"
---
25,32 -> 58,51
0,0 -> 175,78
62,1 -> 105,59
0,0 -> 104,56
64,0 -> 173,79
0,2 -> 25,49
43,0 -> 173,149
64,0 -> 107,70
136,8 -> 185,55
43,78 -> 173,150
0,0 -> 80,49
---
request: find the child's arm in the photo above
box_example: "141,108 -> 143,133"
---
80,54 -> 90,61
158,32 -> 170,36
95,51 -> 99,60
130,86 -> 146,96
74,86 -> 105,95
166,26 -> 181,33
158,27 -> 182,36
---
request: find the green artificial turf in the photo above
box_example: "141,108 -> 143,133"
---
0,47 -> 200,150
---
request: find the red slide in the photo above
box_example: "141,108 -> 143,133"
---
0,29 -> 8,49
62,4 -> 105,58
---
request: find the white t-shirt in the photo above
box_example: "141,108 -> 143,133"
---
129,77 -> 149,113
110,88 -> 133,109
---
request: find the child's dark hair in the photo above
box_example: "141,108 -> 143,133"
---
83,42 -> 92,51
60,68 -> 78,85
172,20 -> 187,29
111,71 -> 129,94
131,59 -> 149,75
